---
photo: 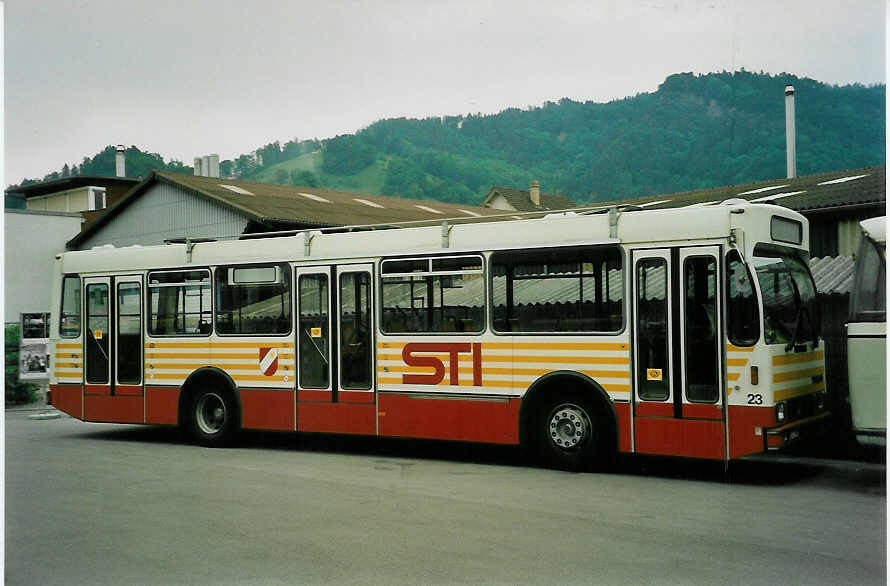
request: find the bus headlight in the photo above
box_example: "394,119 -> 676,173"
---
776,402 -> 786,422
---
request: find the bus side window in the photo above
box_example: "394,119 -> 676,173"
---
726,250 -> 759,346
59,275 -> 81,338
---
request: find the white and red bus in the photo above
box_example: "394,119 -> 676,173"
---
48,199 -> 829,470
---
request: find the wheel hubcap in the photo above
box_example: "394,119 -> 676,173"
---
548,403 -> 591,451
196,393 -> 227,435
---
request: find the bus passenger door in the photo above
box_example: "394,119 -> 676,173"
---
83,277 -> 112,398
83,275 -> 144,423
336,264 -> 375,403
632,246 -> 726,459
295,266 -> 333,405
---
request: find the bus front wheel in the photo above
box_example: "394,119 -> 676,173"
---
189,388 -> 238,447
536,392 -> 610,472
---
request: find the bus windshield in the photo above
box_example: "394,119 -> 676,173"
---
752,245 -> 819,346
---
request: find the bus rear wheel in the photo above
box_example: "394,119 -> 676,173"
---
536,393 -> 610,472
189,388 -> 238,447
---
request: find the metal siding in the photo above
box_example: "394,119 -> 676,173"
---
78,183 -> 250,249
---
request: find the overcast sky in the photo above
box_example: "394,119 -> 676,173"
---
4,0 -> 886,184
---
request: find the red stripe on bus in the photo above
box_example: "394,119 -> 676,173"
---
635,402 -> 674,417
377,394 -> 520,445
298,389 -> 332,402
50,384 -> 82,420
145,386 -> 179,425
727,405 -> 775,458
240,389 -> 295,431
614,402 -> 632,453
84,395 -> 143,423
298,402 -> 376,435
634,418 -> 725,459
682,403 -> 723,420
338,390 -> 375,404
115,384 -> 144,396
84,384 -> 111,396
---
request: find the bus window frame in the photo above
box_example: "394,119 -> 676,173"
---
59,274 -> 82,339
379,253 -> 486,336
146,268 -> 213,338
213,262 -> 293,337
489,244 -> 626,337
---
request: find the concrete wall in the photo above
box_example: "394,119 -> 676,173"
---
77,182 -> 249,248
5,210 -> 82,323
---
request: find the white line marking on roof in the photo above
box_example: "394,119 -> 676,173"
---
817,174 -> 869,185
459,209 -> 481,217
353,198 -> 384,208
300,192 -> 332,203
218,184 -> 254,195
636,199 -> 671,208
736,184 -> 789,196
750,190 -> 806,202
415,205 -> 443,214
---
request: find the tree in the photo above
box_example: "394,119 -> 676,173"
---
290,170 -> 319,187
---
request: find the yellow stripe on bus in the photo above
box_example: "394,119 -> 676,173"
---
377,364 -> 629,379
376,376 -> 631,393
727,372 -> 741,381
773,366 -> 824,384
53,362 -> 82,369
726,344 -> 755,353
772,351 -> 825,366
146,352 -> 296,360
377,341 -> 629,352
56,343 -> 82,349
375,352 -> 631,365
774,383 -> 826,401
727,358 -> 748,367
147,342 -> 294,349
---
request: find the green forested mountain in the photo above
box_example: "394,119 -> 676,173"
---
10,71 -> 885,207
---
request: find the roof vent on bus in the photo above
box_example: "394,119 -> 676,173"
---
90,244 -> 115,250
721,198 -> 748,206
542,211 -> 578,219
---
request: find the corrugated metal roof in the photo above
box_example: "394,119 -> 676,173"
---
810,255 -> 855,295
601,166 -> 885,214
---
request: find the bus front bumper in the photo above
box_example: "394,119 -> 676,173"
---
765,411 -> 832,451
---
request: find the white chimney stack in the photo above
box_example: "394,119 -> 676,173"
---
208,154 -> 220,178
785,85 -> 796,179
194,157 -> 203,176
115,145 -> 126,177
530,180 -> 541,207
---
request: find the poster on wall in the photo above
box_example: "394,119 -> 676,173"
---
20,312 -> 50,381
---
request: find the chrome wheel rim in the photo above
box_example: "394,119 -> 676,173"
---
547,403 -> 591,451
196,393 -> 227,435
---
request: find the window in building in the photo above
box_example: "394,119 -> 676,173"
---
215,264 -> 291,335
148,270 -> 212,336
491,246 -> 623,333
88,187 -> 106,211
380,255 -> 485,334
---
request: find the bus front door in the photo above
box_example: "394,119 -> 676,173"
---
631,246 -> 726,460
82,275 -> 144,423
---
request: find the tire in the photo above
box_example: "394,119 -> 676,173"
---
534,391 -> 612,472
189,387 -> 238,447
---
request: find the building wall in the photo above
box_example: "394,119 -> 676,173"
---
4,210 -> 82,322
77,182 -> 250,249
485,194 -> 516,211
26,187 -> 90,213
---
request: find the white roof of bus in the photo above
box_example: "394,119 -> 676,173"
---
59,201 -> 804,275
860,216 -> 886,244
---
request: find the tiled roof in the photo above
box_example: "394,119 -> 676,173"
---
484,186 -> 575,211
597,167 -> 885,214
